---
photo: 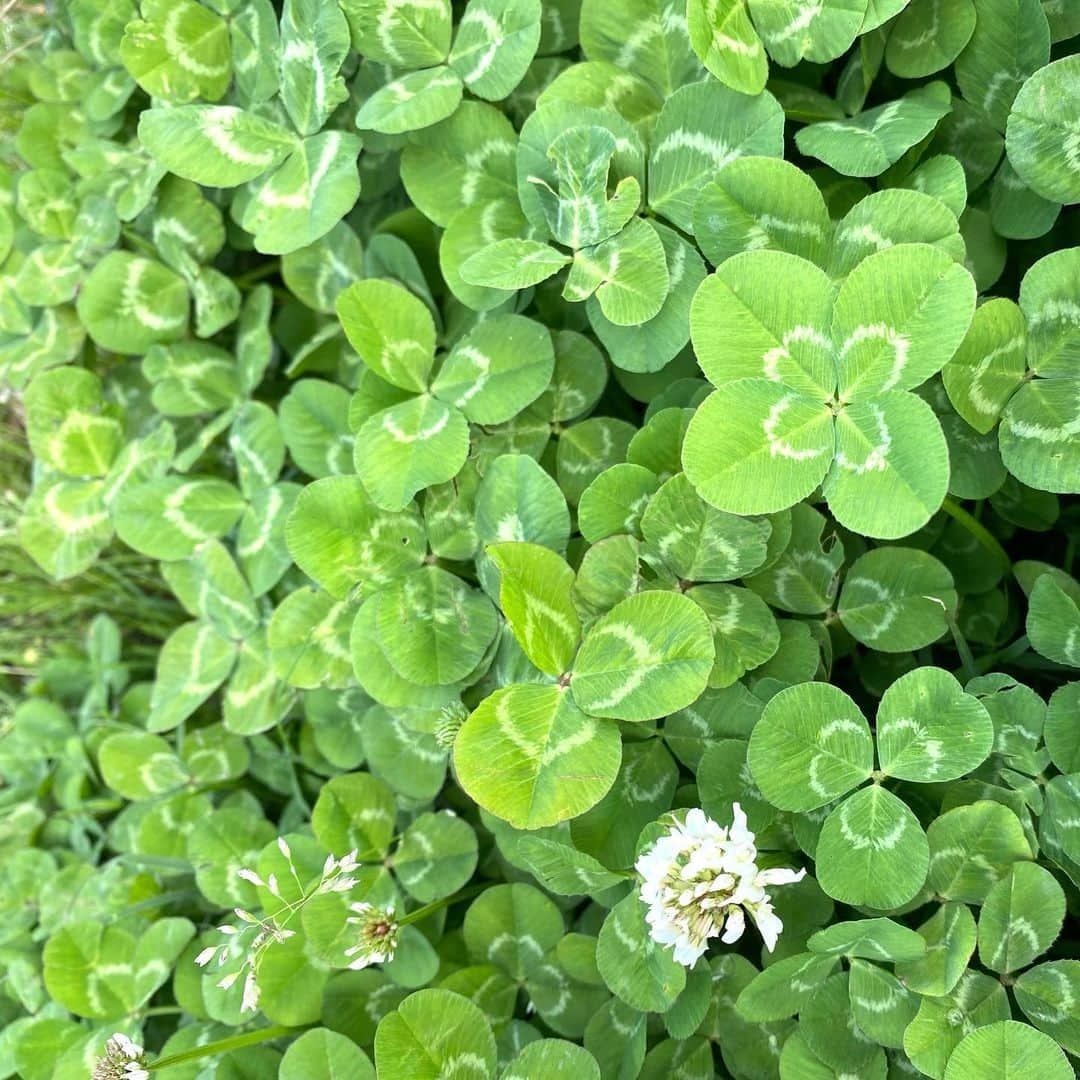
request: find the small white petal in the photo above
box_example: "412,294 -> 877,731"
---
721,906 -> 745,944
194,946 -> 218,967
672,939 -> 708,967
241,970 -> 260,1013
750,903 -> 784,953
113,1034 -> 142,1057
729,802 -> 752,840
756,866 -> 807,887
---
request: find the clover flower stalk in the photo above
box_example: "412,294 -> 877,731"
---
92,1033 -> 149,1080
635,804 -> 806,966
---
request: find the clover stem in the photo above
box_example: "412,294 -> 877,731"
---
148,1025 -> 298,1072
939,497 -> 1010,573
274,725 -> 312,815
399,882 -> 488,927
0,34 -> 42,65
233,261 -> 280,288
976,634 -> 1031,674
945,612 -> 979,684
121,227 -> 159,260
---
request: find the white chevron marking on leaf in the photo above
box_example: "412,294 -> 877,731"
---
654,129 -> 737,170
199,107 -> 278,168
834,403 -> 892,474
763,394 -> 829,461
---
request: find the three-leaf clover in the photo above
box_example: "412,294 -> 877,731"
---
335,278 -> 554,510
748,668 -> 994,909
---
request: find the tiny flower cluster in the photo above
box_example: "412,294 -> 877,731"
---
92,1033 -> 148,1080
193,837 -> 398,1012
344,901 -> 400,968
434,701 -> 469,748
636,804 -> 806,966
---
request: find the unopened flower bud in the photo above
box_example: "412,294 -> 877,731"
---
434,701 -> 469,749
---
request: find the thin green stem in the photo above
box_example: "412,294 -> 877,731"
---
118,890 -> 200,917
274,725 -> 312,816
400,883 -> 487,927
977,634 -> 1031,674
47,799 -> 124,818
233,261 -> 280,288
940,497 -> 1011,573
0,32 -> 42,64
122,227 -> 159,260
945,613 -> 979,684
150,1026 -> 298,1072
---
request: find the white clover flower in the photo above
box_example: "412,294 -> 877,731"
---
343,902 -> 400,969
635,804 -> 806,967
92,1033 -> 149,1080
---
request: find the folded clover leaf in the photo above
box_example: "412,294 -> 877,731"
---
461,80 -> 788,331
529,124 -> 641,249
460,103 -> 671,326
